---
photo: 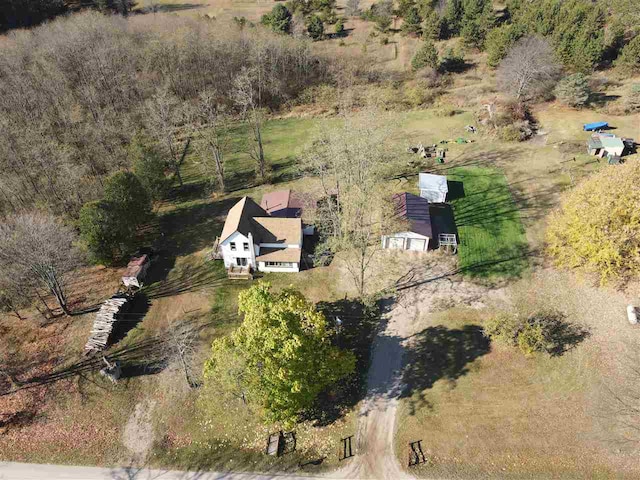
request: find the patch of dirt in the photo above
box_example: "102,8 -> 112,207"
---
336,254 -> 499,479
123,400 -> 157,461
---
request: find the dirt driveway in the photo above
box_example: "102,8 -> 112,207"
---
336,255 -> 497,479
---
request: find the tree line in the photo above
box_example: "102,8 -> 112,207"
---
0,11 -> 325,219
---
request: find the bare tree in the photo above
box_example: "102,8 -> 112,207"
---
233,68 -> 268,182
190,90 -> 231,193
497,36 -> 561,101
0,212 -> 82,316
146,87 -> 188,187
165,321 -> 200,389
304,111 -> 404,297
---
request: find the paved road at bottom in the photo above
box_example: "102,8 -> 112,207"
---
0,462 -> 331,480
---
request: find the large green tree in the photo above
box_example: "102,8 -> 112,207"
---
130,138 -> 169,200
104,171 -> 152,227
460,0 -> 494,49
78,200 -> 126,265
204,283 -> 355,425
554,73 -> 591,108
485,23 -> 524,68
79,171 -> 152,265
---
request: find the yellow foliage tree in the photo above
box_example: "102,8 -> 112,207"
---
546,161 -> 640,283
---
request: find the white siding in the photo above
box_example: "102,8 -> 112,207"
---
220,231 -> 256,268
381,232 -> 430,251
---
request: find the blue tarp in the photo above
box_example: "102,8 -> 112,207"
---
583,122 -> 609,131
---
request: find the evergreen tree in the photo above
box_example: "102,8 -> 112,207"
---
554,73 -> 591,107
412,39 -> 439,70
261,4 -> 292,34
617,35 -> 640,75
485,23 -> 525,68
421,7 -> 443,41
443,0 -> 463,37
460,0 -> 494,49
307,14 -> 325,39
402,5 -> 423,36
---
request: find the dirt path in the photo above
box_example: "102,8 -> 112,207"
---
336,256 -> 498,480
336,298 -> 415,480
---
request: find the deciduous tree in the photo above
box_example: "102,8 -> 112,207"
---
146,87 -> 188,187
204,283 -> 355,425
0,212 -> 81,316
303,112 -> 403,296
547,161 -> 640,283
233,68 -> 268,182
190,90 -> 231,192
497,36 -> 561,100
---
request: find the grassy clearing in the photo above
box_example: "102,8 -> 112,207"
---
395,269 -> 640,479
448,166 -> 529,279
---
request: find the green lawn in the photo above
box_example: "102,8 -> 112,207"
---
448,166 -> 529,278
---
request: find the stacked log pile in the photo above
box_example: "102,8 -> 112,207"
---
84,294 -> 130,353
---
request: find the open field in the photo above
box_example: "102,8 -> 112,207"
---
395,268 -> 640,479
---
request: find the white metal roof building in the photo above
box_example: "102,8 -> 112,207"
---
418,173 -> 448,203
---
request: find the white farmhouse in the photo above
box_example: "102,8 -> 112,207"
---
219,197 -> 303,276
418,173 -> 448,203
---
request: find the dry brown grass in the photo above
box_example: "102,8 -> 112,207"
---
396,268 -> 640,479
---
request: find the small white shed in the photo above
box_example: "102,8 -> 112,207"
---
418,173 -> 448,203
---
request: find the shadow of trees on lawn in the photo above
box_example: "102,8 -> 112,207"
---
300,298 -> 382,426
401,325 -> 490,414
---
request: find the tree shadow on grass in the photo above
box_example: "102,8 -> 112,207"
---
401,325 -> 491,415
300,298 -> 382,427
2,317 -> 217,396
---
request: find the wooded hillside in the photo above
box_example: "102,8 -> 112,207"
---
0,12 -> 325,217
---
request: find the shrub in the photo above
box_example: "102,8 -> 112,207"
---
411,39 -> 439,71
547,161 -> 640,283
498,124 -> 524,142
554,73 -> 591,108
484,309 -> 586,357
334,17 -> 345,35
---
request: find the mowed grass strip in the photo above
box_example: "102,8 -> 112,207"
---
448,166 -> 529,278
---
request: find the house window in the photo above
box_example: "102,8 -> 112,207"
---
230,242 -> 236,251
265,261 -> 293,268
236,258 -> 247,267
243,242 -> 249,251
